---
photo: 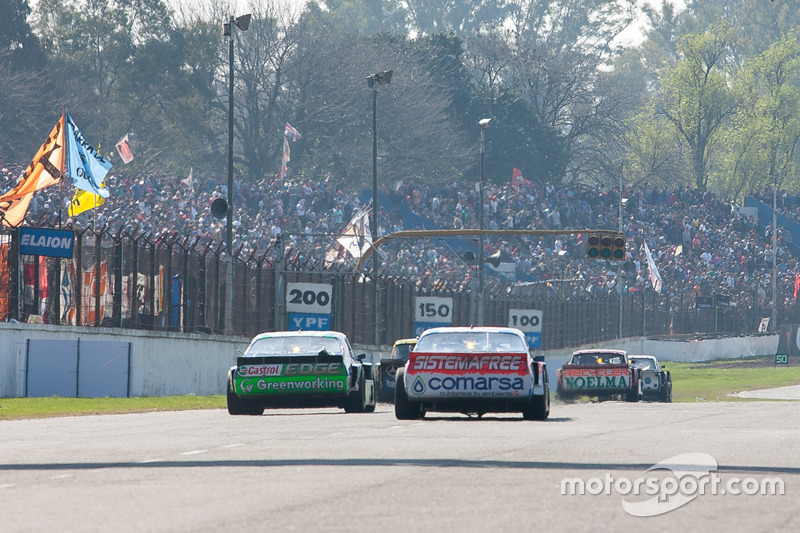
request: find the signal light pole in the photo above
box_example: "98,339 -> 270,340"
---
223,12 -> 251,335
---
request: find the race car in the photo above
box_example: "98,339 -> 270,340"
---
557,349 -> 642,402
375,338 -> 417,402
628,354 -> 672,402
226,331 -> 376,415
393,326 -> 550,420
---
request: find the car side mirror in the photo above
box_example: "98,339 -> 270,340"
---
534,355 -> 545,363
357,353 -> 366,362
661,365 -> 665,369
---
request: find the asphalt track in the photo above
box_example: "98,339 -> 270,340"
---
0,400 -> 798,532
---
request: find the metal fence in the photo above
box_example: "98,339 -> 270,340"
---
0,226 -> 781,349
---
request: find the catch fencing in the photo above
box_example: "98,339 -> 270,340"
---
0,225 -> 782,349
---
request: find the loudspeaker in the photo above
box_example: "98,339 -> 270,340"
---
210,197 -> 228,219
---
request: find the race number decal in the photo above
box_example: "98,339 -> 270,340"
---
286,283 -> 333,314
415,297 -> 453,323
508,309 -> 543,349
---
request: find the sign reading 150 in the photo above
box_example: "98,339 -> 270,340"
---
415,296 -> 453,323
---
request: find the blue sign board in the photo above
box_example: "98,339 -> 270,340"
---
288,313 -> 331,331
524,332 -> 542,349
19,228 -> 74,258
414,322 -> 442,337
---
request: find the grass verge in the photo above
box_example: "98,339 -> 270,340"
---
669,358 -> 800,402
0,395 -> 225,421
3,357 -> 800,419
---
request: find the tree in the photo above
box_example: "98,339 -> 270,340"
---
405,0 -> 510,36
714,34 -> 800,199
465,0 -> 638,186
0,0 -> 44,69
655,23 -> 738,190
282,27 -> 473,189
303,0 -> 407,34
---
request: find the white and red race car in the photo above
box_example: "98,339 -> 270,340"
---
394,326 -> 549,420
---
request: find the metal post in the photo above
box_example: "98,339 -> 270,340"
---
372,84 -> 379,344
478,119 -> 491,325
772,143 -> 782,332
225,16 -> 235,336
772,177 -> 778,332
619,162 -> 623,339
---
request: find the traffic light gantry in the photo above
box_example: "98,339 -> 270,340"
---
587,232 -> 626,261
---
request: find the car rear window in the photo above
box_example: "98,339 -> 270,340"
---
391,343 -> 415,361
245,336 -> 343,356
416,332 -> 526,353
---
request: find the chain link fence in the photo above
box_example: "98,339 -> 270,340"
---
0,225 -> 780,349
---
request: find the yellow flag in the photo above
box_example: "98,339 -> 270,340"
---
69,183 -> 105,217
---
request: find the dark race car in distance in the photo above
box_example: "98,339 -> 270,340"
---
376,338 -> 417,403
628,355 -> 672,403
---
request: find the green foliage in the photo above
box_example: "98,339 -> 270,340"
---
0,0 -> 44,68
712,33 -> 800,199
656,23 -> 739,190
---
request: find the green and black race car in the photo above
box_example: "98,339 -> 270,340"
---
226,331 -> 376,415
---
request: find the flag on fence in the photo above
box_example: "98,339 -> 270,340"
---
66,112 -> 111,198
324,206 -> 373,264
279,137 -> 290,179
285,123 -> 302,141
0,114 -> 66,227
69,182 -> 105,217
115,134 -> 134,163
644,241 -> 663,294
180,167 -> 194,194
511,167 -> 530,188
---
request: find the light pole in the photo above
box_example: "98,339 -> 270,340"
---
773,165 -> 779,332
367,69 -> 392,344
478,118 -> 492,326
223,13 -> 250,336
619,160 -> 624,339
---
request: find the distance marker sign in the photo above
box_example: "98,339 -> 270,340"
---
287,282 -> 333,331
508,309 -> 543,349
414,296 -> 453,337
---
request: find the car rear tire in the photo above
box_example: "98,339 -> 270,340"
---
345,372 -> 367,413
626,371 -> 641,402
659,382 -> 673,403
394,368 -> 423,420
523,387 -> 550,420
227,382 -> 263,416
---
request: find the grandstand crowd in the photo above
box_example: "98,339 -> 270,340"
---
1,159 -> 797,323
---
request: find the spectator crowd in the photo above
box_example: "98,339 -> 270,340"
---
2,158 -> 798,327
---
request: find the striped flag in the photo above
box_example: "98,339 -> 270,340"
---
644,242 -> 663,294
0,115 -> 66,227
279,137 -> 290,179
115,134 -> 134,163
284,123 -> 302,141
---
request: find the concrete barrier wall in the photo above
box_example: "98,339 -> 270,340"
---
0,322 -> 778,398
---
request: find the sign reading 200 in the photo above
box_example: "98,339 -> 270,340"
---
286,282 -> 333,314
